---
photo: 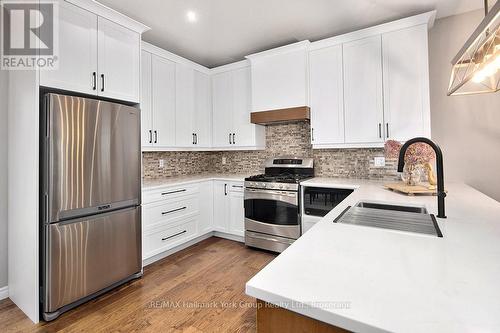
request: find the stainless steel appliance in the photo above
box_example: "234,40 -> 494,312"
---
244,157 -> 314,252
40,93 -> 142,321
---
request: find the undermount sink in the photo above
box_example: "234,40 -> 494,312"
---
334,201 -> 443,237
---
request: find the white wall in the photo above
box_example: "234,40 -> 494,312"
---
429,9 -> 500,202
0,68 -> 8,288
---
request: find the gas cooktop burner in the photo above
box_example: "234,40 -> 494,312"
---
245,173 -> 312,184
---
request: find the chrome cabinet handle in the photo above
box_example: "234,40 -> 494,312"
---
100,74 -> 105,92
229,133 -> 232,145
192,133 -> 195,145
162,230 -> 187,241
92,72 -> 96,90
195,133 -> 198,145
162,207 -> 187,215
224,184 -> 228,196
311,128 -> 314,141
386,123 -> 390,138
232,185 -> 243,188
149,130 -> 152,144
154,130 -> 158,144
161,189 -> 186,196
378,123 -> 382,138
232,133 -> 235,145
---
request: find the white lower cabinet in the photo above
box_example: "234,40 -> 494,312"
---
142,180 -> 244,262
229,190 -> 245,237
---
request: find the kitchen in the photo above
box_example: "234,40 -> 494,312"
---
1,0 -> 500,332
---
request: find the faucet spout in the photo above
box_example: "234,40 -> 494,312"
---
397,137 -> 447,218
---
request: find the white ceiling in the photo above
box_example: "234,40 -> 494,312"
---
97,0 -> 484,68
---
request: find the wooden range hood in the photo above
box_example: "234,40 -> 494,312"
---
250,106 -> 310,125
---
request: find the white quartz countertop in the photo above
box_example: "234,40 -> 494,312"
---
246,178 -> 500,333
142,173 -> 249,190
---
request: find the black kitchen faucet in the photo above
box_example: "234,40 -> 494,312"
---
397,137 -> 447,219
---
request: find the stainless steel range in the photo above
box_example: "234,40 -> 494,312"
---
244,157 -> 314,252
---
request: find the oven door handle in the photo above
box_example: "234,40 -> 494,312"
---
244,189 -> 298,206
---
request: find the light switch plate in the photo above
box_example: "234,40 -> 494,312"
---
374,156 -> 386,167
159,159 -> 165,168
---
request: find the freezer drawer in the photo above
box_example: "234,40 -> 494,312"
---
42,93 -> 141,222
43,206 -> 141,314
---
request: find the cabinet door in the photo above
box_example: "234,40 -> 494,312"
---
198,181 -> 214,235
152,55 -> 176,146
194,71 -> 212,147
382,25 -> 431,141
175,64 -> 195,147
310,45 -> 345,145
343,35 -> 384,144
232,67 -> 255,147
213,181 -> 229,232
40,1 -> 97,95
212,72 -> 233,147
97,17 -> 140,102
229,190 -> 245,237
141,51 -> 153,147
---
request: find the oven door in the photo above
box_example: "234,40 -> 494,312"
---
244,188 -> 300,239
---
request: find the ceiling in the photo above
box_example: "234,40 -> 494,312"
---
97,0 -> 485,68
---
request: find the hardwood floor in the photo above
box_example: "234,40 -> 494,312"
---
0,237 -> 276,333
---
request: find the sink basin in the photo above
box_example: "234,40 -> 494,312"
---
355,201 -> 428,214
334,201 -> 442,237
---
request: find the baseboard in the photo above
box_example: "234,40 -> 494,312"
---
0,286 -> 9,300
142,232 -> 214,267
213,231 -> 245,243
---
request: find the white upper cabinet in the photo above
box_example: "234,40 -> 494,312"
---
193,71 -> 212,147
40,1 -> 97,94
212,71 -> 234,147
141,50 -> 153,147
211,64 -> 265,149
343,35 -> 384,144
152,55 -> 176,147
309,44 -> 345,146
231,67 -> 255,147
175,64 -> 196,147
382,24 -> 431,141
247,41 -> 310,112
40,1 -> 145,103
309,11 -> 434,148
97,17 -> 140,102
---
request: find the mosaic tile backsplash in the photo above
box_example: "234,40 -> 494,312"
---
142,122 -> 399,180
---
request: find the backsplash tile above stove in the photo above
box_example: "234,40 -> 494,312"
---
142,122 -> 399,181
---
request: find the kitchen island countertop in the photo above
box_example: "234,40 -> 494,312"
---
246,178 -> 500,333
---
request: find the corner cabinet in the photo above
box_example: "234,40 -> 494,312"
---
40,0 -> 144,103
211,63 -> 265,149
309,12 -> 434,148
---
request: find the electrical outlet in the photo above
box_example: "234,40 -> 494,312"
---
222,157 -> 227,165
159,159 -> 165,168
374,156 -> 386,167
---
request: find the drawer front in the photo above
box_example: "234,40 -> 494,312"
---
229,181 -> 244,193
143,219 -> 197,259
143,196 -> 198,229
143,183 -> 199,204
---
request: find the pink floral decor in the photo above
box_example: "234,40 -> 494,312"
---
384,140 -> 435,164
384,140 -> 436,186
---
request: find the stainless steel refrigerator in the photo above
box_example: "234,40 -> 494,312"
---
40,93 -> 142,321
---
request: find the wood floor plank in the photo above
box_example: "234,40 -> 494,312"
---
0,238 -> 275,333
